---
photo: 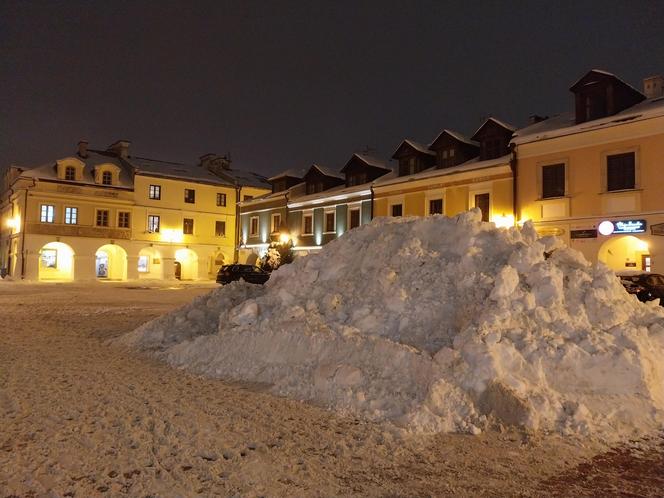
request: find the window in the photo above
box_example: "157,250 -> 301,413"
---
148,215 -> 160,233
325,211 -> 335,232
137,255 -> 149,273
306,182 -> 324,194
65,166 -> 76,181
429,199 -> 443,215
216,193 -> 227,207
302,214 -> 313,234
607,152 -> 635,192
184,189 -> 196,203
349,208 -> 361,229
391,204 -> 403,217
41,249 -> 57,268
250,216 -> 259,236
449,149 -> 455,157
475,193 -> 490,222
542,163 -> 566,199
348,172 -> 367,186
215,220 -> 226,237
101,171 -> 113,185
64,207 -> 78,225
118,211 -> 130,228
96,209 -> 109,227
149,185 -> 161,200
40,205 -> 55,223
272,213 -> 282,232
183,218 -> 194,235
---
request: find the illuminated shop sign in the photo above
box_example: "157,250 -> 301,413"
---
598,219 -> 647,236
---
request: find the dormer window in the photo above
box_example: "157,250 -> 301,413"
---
102,171 -> 112,185
65,166 -> 76,181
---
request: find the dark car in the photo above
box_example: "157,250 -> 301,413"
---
216,264 -> 270,285
618,272 -> 664,305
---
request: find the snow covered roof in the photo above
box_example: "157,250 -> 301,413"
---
340,153 -> 391,173
429,129 -> 478,148
569,69 -> 645,97
471,117 -> 517,141
391,139 -> 436,159
19,150 -> 134,188
512,96 -> 664,145
267,168 -> 306,182
129,156 -> 234,186
374,154 -> 511,188
307,164 -> 345,180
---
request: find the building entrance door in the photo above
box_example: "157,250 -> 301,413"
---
174,261 -> 182,280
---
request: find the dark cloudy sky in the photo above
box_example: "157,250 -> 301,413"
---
1,0 -> 663,177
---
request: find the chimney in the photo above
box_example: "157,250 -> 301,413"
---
77,140 -> 89,158
107,140 -> 131,158
528,114 -> 548,124
643,75 -> 664,99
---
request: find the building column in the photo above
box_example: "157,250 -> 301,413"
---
160,246 -> 177,280
74,254 -> 97,281
23,252 -> 39,280
126,255 -> 139,280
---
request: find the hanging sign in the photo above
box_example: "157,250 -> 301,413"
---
598,219 -> 647,235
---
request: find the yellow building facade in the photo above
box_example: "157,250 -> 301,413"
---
514,70 -> 664,273
0,141 -> 269,281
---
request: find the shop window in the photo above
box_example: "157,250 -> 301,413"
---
41,249 -> 57,268
137,256 -> 149,273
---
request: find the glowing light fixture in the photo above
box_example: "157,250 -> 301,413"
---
598,220 -> 615,236
5,217 -> 20,230
492,214 -> 515,228
279,232 -> 291,244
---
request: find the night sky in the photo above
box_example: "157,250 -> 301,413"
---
2,1 -> 663,178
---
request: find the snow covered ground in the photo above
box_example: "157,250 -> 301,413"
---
122,210 -> 664,443
1,281 -> 663,496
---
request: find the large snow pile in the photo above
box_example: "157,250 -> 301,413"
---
121,210 -> 664,440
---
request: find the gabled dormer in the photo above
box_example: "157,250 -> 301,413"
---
340,154 -> 391,187
471,118 -> 515,161
267,169 -> 305,193
428,130 -> 479,169
392,139 -> 436,177
56,157 -> 86,182
570,69 -> 646,124
303,164 -> 344,195
94,163 -> 122,186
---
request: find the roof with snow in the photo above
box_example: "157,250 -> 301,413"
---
392,139 -> 436,159
569,69 -> 645,98
340,153 -> 391,173
429,129 -> 478,149
267,168 -> 307,182
306,164 -> 345,180
288,170 -> 395,207
471,117 -> 517,141
512,96 -> 664,145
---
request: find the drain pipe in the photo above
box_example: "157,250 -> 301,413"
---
20,179 -> 35,279
509,143 -> 518,224
234,184 -> 242,263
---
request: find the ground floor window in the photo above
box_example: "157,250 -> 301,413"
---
41,249 -> 57,268
349,208 -> 360,229
302,214 -> 313,235
474,193 -> 490,222
429,198 -> 443,215
137,255 -> 149,272
391,204 -> 403,217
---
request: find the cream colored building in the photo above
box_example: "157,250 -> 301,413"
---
0,140 -> 269,281
514,70 -> 664,273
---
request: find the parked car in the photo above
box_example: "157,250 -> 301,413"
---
617,271 -> 664,305
216,264 -> 270,285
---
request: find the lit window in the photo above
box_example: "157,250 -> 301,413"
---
40,205 -> 55,223
216,193 -> 227,207
137,255 -> 149,273
215,221 -> 226,237
148,215 -> 160,233
183,218 -> 194,235
64,207 -> 78,224
96,210 -> 109,227
184,189 -> 196,203
149,185 -> 161,200
65,166 -> 76,181
101,171 -> 113,185
118,211 -> 130,228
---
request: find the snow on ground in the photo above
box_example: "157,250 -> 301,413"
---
121,209 -> 664,441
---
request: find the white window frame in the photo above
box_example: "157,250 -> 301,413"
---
40,204 -> 55,223
64,206 -> 78,225
249,216 -> 259,236
95,209 -> 110,227
117,211 -> 130,228
323,209 -> 336,234
147,214 -> 161,233
149,184 -> 161,200
216,192 -> 227,207
302,211 -> 313,235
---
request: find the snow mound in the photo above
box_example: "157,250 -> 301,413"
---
121,209 -> 664,440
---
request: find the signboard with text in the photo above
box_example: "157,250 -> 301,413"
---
598,219 -> 647,235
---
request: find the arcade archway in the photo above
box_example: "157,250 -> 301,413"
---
95,244 -> 128,280
39,242 -> 75,281
598,235 -> 650,272
175,248 -> 199,280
